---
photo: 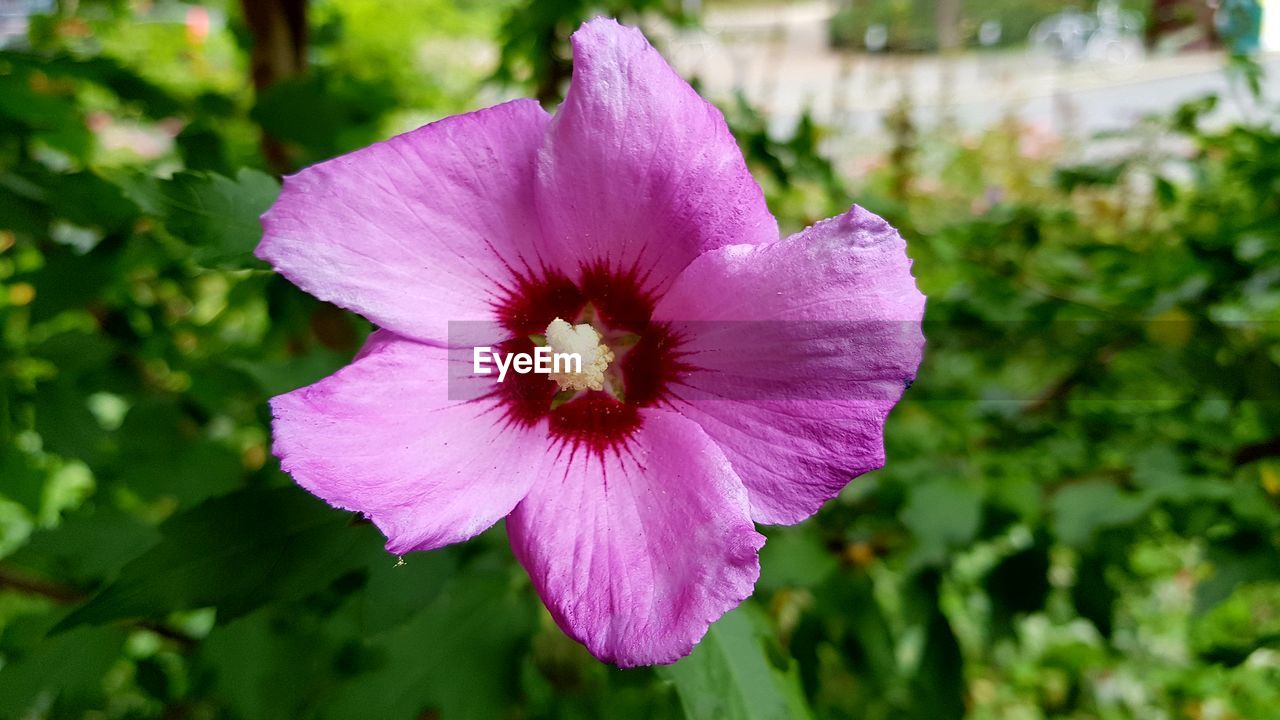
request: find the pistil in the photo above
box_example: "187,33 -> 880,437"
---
546,317 -> 614,392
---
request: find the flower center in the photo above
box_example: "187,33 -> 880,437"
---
545,317 -> 614,393
489,264 -> 687,453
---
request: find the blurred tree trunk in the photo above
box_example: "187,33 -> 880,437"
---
935,0 -> 963,52
240,0 -> 308,173
1148,0 -> 1220,49
934,0 -> 961,129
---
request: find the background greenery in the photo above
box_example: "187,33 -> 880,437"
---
1,1 -> 1278,719
828,0 -> 1148,51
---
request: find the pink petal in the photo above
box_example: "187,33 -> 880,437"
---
653,205 -> 926,525
256,100 -> 550,345
534,18 -> 777,294
270,331 -> 554,554
507,409 -> 764,667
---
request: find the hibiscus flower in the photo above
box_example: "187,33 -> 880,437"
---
257,17 -> 925,667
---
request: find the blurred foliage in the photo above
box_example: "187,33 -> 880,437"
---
829,0 -> 1149,51
2,1 -> 1280,719
491,0 -> 691,102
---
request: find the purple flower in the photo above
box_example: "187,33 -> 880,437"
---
256,18 -> 925,667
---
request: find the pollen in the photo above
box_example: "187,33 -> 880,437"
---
546,317 -> 614,393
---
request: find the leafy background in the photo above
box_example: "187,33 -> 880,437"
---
1,1 -> 1278,719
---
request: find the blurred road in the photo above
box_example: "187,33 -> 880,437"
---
654,1 -> 1280,143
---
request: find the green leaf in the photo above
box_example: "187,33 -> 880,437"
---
907,595 -> 965,720
1192,582 -> 1280,664
1051,480 -> 1151,546
660,603 -> 813,720
57,486 -> 372,629
158,168 -> 279,269
985,541 -> 1052,632
1053,162 -> 1126,191
7,507 -> 160,587
1130,445 -> 1230,504
1195,533 -> 1280,614
321,562 -> 536,720
235,347 -> 355,398
1073,543 -> 1122,637
198,606 -> 340,719
25,245 -> 116,323
900,478 -> 984,565
0,51 -> 184,119
30,331 -> 117,373
33,379 -> 108,464
40,170 -> 141,234
1154,176 -> 1178,208
359,547 -> 458,634
0,625 -> 126,717
0,71 -> 83,133
111,398 -> 245,507
811,573 -> 897,698
1130,445 -> 1184,491
176,120 -> 233,174
250,71 -> 395,161
0,446 -> 44,513
758,525 -> 837,592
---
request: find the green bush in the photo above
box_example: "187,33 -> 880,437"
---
0,3 -> 1277,719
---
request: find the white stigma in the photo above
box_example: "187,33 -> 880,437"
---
545,317 -> 613,393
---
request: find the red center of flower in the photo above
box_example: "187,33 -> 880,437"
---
488,264 -> 686,454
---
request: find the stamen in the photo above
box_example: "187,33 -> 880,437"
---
545,317 -> 614,393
